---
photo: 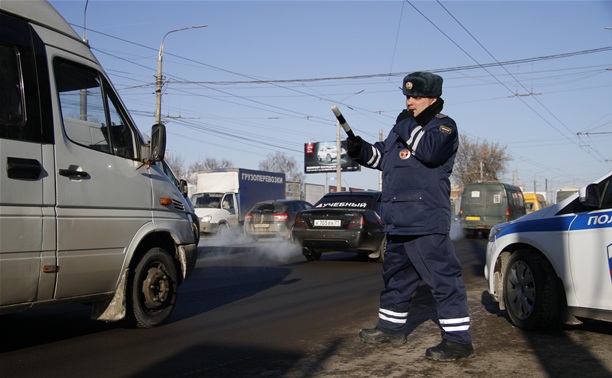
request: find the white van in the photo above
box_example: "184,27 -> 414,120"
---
0,0 -> 199,328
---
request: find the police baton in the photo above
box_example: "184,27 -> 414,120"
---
331,105 -> 357,140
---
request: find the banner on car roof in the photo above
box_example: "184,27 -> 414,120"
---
304,141 -> 361,174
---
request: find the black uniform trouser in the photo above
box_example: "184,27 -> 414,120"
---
375,233 -> 472,345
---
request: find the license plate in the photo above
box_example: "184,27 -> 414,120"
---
466,216 -> 481,221
253,224 -> 269,228
314,219 -> 341,227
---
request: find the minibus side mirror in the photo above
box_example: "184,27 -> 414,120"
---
179,179 -> 189,197
149,123 -> 166,162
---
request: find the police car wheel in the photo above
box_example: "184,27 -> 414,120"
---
502,249 -> 560,330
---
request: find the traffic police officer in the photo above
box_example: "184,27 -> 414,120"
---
346,71 -> 474,361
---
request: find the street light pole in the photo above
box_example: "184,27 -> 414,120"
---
155,24 -> 207,124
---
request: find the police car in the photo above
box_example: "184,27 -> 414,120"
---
485,171 -> 612,330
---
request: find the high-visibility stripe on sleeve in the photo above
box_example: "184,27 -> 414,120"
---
366,146 -> 381,168
410,129 -> 424,152
405,126 -> 423,149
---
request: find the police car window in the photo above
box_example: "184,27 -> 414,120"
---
600,180 -> 612,210
55,59 -> 136,159
0,43 -> 25,134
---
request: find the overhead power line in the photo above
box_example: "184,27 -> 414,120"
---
405,0 -> 609,168
158,46 -> 612,86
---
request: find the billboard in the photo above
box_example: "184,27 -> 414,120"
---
304,141 -> 361,174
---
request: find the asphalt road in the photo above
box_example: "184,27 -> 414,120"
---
1,230 -> 612,377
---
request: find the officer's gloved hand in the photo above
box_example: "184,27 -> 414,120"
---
346,136 -> 363,158
395,109 -> 411,124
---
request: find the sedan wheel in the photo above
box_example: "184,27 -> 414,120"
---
303,247 -> 321,261
502,249 -> 560,329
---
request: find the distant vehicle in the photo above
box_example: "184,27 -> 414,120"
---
244,199 -> 313,240
291,191 -> 386,262
485,170 -> 612,330
556,186 -> 580,204
460,182 -> 526,238
523,192 -> 547,214
191,168 -> 286,234
317,146 -> 346,163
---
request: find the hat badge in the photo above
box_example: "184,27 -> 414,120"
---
405,82 -> 413,90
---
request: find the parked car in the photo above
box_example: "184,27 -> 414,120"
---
291,191 -> 386,262
485,170 -> 612,330
244,199 -> 313,240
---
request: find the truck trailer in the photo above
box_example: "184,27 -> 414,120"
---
191,168 -> 286,234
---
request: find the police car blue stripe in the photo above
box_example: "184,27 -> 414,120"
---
497,216 -> 574,238
571,212 -> 612,231
497,211 -> 612,238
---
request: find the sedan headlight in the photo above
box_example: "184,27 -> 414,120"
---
202,214 -> 213,223
488,223 -> 506,241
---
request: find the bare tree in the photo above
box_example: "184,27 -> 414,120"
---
259,152 -> 305,182
188,157 -> 233,172
165,153 -> 186,179
187,157 -> 233,185
453,134 -> 510,186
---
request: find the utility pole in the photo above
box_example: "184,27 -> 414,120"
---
336,120 -> 342,191
155,24 -> 207,124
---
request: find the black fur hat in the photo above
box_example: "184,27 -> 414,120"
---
402,72 -> 443,98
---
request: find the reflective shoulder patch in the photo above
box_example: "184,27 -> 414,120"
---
439,125 -> 452,134
435,113 -> 447,119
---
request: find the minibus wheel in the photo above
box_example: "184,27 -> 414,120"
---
127,247 -> 178,328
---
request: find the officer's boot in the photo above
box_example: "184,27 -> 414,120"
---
358,327 -> 406,345
425,339 -> 475,361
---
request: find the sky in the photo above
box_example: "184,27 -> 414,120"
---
48,0 -> 612,200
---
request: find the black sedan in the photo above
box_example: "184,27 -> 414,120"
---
291,191 -> 386,262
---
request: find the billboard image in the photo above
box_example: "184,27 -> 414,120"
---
304,141 -> 360,174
